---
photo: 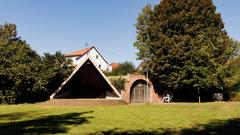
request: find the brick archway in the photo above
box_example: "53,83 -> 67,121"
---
130,79 -> 150,103
121,74 -> 162,103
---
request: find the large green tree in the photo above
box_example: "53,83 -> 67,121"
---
0,23 -> 42,103
134,0 -> 234,102
0,23 -> 73,104
40,51 -> 73,96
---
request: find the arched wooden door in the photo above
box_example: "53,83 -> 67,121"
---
130,80 -> 150,103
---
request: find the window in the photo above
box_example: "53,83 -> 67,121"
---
96,55 -> 99,59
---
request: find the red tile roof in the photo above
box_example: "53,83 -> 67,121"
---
65,47 -> 94,57
110,63 -> 119,70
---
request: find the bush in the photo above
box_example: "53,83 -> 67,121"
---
229,91 -> 240,101
109,77 -> 126,92
105,61 -> 135,76
0,90 -> 16,104
222,54 -> 240,101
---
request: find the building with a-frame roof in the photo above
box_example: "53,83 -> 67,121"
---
50,57 -> 122,100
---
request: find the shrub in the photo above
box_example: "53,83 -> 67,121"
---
222,54 -> 240,101
229,91 -> 240,101
105,61 -> 135,76
0,90 -> 16,104
109,77 -> 126,92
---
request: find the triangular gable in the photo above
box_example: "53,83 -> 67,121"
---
74,46 -> 109,65
50,57 -> 122,99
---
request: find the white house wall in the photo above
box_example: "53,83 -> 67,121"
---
69,56 -> 79,65
70,48 -> 109,71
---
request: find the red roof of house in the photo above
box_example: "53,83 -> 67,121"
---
110,63 -> 119,70
65,47 -> 94,57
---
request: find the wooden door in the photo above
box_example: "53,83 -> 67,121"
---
130,81 -> 149,103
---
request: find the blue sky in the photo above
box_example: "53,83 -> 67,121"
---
0,0 -> 239,65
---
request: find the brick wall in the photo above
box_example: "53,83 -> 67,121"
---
121,74 -> 162,103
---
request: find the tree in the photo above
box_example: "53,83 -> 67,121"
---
222,39 -> 240,100
0,23 -> 73,104
0,23 -> 42,103
229,40 -> 240,59
134,0 -> 234,102
40,51 -> 73,96
105,61 -> 135,76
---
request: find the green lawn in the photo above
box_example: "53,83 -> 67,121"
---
0,102 -> 240,135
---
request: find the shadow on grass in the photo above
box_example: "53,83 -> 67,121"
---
0,111 -> 38,121
90,118 -> 240,135
0,111 -> 93,134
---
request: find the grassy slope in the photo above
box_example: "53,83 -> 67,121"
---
0,102 -> 240,135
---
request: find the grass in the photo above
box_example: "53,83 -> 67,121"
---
0,102 -> 240,135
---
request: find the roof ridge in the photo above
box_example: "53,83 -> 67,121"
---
64,46 -> 94,57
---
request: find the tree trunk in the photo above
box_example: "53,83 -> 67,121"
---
198,89 -> 201,103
